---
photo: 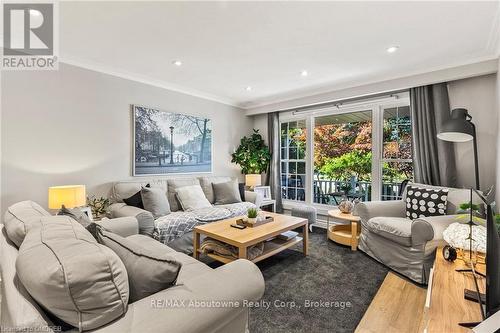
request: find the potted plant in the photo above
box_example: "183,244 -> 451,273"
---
231,129 -> 271,188
87,195 -> 111,220
247,208 -> 258,225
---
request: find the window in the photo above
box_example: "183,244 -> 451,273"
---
381,106 -> 413,200
278,93 -> 413,208
313,110 -> 373,205
280,120 -> 306,201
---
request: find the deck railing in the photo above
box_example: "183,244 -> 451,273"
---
312,179 -> 402,204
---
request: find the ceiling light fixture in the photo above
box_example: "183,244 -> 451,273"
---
30,10 -> 41,17
301,70 -> 308,77
172,60 -> 182,66
386,46 -> 399,54
246,86 -> 252,91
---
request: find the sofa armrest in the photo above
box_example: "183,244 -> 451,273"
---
98,216 -> 139,237
411,214 -> 461,245
96,259 -> 265,333
109,203 -> 155,237
354,200 -> 406,224
244,190 -> 263,208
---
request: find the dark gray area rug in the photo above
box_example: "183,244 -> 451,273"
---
248,228 -> 388,333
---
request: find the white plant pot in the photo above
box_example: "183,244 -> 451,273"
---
247,217 -> 257,225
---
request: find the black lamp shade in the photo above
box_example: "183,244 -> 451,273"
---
437,108 -> 474,142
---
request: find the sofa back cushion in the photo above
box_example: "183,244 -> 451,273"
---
175,185 -> 212,211
4,201 -> 51,247
199,176 -> 232,204
167,178 -> 200,211
403,182 -> 483,215
95,226 -> 181,303
16,216 -> 129,331
112,180 -> 167,203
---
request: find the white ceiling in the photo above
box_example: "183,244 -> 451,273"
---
60,1 -> 500,109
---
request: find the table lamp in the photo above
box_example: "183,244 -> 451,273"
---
245,174 -> 262,189
48,185 -> 86,210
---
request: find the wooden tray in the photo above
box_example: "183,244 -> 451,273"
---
236,216 -> 274,228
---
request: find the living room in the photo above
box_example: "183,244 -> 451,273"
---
1,1 -> 500,333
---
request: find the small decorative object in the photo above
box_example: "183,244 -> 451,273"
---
338,196 -> 354,213
442,245 -> 458,262
133,105 -> 212,176
443,222 -> 486,265
231,129 -> 271,184
247,207 -> 258,225
87,195 -> 111,220
254,186 -> 271,199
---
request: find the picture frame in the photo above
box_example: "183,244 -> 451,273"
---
80,206 -> 94,221
254,185 -> 271,200
132,104 -> 213,176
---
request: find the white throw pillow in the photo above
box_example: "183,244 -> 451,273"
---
175,185 -> 212,211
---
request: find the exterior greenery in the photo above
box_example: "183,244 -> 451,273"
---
232,129 -> 271,174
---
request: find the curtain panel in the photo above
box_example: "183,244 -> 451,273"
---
266,112 -> 283,213
410,83 -> 457,187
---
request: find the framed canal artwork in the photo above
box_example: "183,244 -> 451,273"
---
132,105 -> 212,176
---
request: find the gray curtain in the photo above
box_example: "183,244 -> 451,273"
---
266,112 -> 283,213
410,83 -> 457,187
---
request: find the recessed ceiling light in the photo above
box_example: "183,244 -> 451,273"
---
172,60 -> 182,66
246,86 -> 252,91
386,46 -> 399,53
301,70 -> 308,77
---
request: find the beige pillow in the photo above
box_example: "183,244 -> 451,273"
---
4,201 -> 50,247
167,178 -> 200,211
141,186 -> 171,218
16,216 -> 129,331
175,185 -> 212,211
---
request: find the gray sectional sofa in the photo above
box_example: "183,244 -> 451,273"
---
0,200 -> 265,333
109,176 -> 262,249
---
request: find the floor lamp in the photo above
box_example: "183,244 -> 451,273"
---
437,108 -> 484,328
437,108 -> 480,190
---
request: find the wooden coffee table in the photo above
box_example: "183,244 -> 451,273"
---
193,212 -> 308,264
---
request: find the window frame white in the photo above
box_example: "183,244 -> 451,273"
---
278,93 -> 411,213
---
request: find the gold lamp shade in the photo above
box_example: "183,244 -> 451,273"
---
48,185 -> 86,209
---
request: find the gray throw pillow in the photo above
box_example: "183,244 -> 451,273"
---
95,226 -> 182,303
213,180 -> 242,205
57,205 -> 92,228
141,187 -> 170,218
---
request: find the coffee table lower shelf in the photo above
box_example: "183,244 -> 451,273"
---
199,236 -> 303,264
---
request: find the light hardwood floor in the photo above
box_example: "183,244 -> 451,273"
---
356,272 -> 427,333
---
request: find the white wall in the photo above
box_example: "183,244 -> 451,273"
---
1,63 -> 251,211
448,74 -> 497,191
253,73 -> 498,192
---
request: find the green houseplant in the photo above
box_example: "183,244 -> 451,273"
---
231,129 -> 271,187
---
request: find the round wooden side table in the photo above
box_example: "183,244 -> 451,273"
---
327,209 -> 361,251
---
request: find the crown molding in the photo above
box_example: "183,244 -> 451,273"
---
244,57 -> 499,115
59,56 -> 241,108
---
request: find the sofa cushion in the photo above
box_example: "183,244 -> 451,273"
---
16,216 -> 129,331
123,184 -> 150,209
57,205 -> 92,228
113,181 -> 167,203
167,178 -> 200,211
405,185 -> 448,219
175,185 -> 212,211
141,186 -> 171,218
4,201 -> 51,247
96,227 -> 181,303
213,180 -> 242,205
199,176 -> 232,204
366,216 -> 413,246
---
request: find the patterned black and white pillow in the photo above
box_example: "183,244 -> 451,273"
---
405,186 -> 449,219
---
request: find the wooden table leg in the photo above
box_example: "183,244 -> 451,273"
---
238,246 -> 247,259
303,223 -> 309,256
193,231 -> 200,259
351,221 -> 358,251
